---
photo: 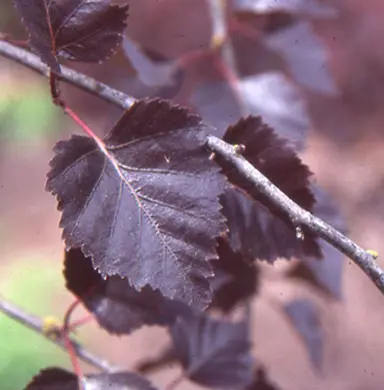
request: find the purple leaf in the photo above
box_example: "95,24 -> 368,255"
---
190,73 -> 310,149
122,36 -> 179,88
210,239 -> 259,312
170,313 -> 254,388
284,299 -> 323,369
25,367 -> 158,390
215,116 -> 322,262
64,248 -> 192,335
121,37 -> 184,99
46,98 -> 227,309
264,21 -> 338,94
221,188 -> 319,263
13,0 -> 129,72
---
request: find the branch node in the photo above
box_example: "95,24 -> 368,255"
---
295,226 -> 305,241
233,143 -> 246,155
366,249 -> 379,260
42,316 -> 62,340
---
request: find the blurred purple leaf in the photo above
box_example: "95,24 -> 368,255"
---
264,21 -> 338,94
283,299 -> 323,369
190,72 -> 310,149
122,36 -> 179,88
170,313 -> 254,388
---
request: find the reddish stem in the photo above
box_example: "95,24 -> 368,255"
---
63,298 -> 81,332
63,106 -> 103,145
61,298 -> 85,389
68,314 -> 94,331
63,333 -> 85,390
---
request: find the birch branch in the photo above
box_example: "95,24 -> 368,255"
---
0,39 -> 383,296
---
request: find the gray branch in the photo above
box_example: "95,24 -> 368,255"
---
206,136 -> 384,293
0,40 -> 134,108
0,298 -> 120,372
0,40 -> 383,296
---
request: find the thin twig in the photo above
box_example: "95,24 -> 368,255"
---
0,40 -> 384,295
208,0 -> 239,77
0,40 -> 134,108
0,298 -> 120,373
207,0 -> 249,117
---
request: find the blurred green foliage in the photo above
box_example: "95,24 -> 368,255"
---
0,84 -> 59,143
0,255 -> 69,390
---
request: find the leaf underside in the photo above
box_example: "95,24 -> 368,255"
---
13,0 -> 129,72
47,99 -> 227,309
64,247 -> 192,335
210,238 -> 259,312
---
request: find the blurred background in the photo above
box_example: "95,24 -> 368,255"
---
1,0 -> 384,389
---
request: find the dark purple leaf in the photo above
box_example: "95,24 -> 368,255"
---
288,185 -> 345,298
25,368 -> 76,390
170,313 -> 254,388
215,116 -> 322,262
13,0 -> 129,72
46,99 -> 227,309
284,299 -> 323,369
210,239 -> 259,312
221,116 -> 315,215
246,368 -> 281,390
64,248 -> 192,335
189,73 -> 310,149
233,0 -> 337,18
221,188 -> 316,263
25,367 -> 157,390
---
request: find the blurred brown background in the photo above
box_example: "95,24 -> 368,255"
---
1,1 -> 384,389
